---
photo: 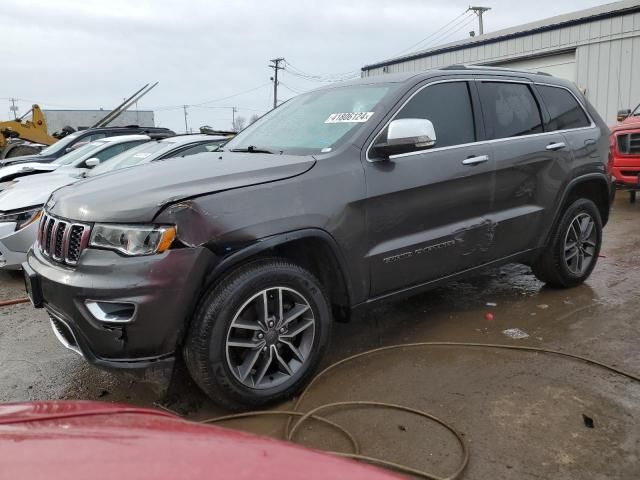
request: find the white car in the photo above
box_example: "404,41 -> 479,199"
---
0,134 -> 229,269
0,134 -> 151,187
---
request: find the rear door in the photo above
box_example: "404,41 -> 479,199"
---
475,78 -> 574,260
364,79 -> 495,297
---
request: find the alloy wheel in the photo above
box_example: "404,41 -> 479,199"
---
225,287 -> 316,389
563,212 -> 597,275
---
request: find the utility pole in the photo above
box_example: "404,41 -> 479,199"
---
232,106 -> 237,129
468,6 -> 491,35
9,98 -> 19,119
269,58 -> 285,110
183,105 -> 189,133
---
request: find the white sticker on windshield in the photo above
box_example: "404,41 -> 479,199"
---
325,112 -> 374,124
133,152 -> 152,158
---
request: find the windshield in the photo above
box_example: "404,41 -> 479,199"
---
86,140 -> 174,177
52,140 -> 108,166
223,84 -> 397,155
38,131 -> 84,156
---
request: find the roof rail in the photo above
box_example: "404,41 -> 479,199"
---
439,64 -> 552,76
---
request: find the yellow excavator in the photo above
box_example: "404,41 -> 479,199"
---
0,104 -> 58,159
0,83 -> 160,159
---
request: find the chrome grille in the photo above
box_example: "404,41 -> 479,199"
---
617,133 -> 640,155
38,213 -> 90,266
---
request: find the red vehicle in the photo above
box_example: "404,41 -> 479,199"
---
610,105 -> 640,202
0,401 -> 399,480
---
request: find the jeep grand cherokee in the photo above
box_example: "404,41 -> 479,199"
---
24,66 -> 612,408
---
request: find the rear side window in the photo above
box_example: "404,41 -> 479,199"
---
395,81 -> 476,148
477,82 -> 543,140
537,85 -> 590,131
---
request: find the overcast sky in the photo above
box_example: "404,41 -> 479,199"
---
1,0 -> 615,132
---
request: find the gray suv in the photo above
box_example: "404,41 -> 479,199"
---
24,66 -> 612,408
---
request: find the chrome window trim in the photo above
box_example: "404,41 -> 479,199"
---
366,77 -> 596,163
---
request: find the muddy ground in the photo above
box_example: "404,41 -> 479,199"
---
1,195 -> 639,479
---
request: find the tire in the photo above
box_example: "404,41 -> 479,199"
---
184,258 -> 332,409
5,145 -> 40,158
532,198 -> 602,288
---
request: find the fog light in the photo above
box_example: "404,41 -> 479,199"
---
85,301 -> 136,323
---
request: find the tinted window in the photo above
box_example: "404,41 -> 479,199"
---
537,85 -> 590,131
395,82 -> 475,148
93,141 -> 146,161
478,82 -> 543,139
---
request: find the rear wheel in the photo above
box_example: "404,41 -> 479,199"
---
184,258 -> 331,409
532,198 -> 602,288
5,144 -> 40,158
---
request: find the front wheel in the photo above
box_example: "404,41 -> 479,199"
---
184,258 -> 332,409
532,198 -> 603,288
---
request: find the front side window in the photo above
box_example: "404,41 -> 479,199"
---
537,85 -> 590,131
478,82 -> 543,140
224,84 -> 397,155
394,81 -> 476,148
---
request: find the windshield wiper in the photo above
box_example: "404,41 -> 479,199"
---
230,146 -> 274,154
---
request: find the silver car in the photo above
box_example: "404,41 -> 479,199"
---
0,134 -> 228,269
0,135 -> 150,186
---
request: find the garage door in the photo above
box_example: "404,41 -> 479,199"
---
493,51 -> 577,82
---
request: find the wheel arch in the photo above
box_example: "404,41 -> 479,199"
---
202,229 -> 354,322
551,173 -> 611,235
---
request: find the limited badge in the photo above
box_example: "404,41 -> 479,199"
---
325,112 -> 374,123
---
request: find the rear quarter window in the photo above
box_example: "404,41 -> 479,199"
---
537,85 -> 591,131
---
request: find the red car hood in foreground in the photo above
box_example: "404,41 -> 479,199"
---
0,401 -> 398,480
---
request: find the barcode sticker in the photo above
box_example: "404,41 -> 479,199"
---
325,112 -> 374,123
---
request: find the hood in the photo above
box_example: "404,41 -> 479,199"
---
610,119 -> 640,134
48,152 -> 316,223
0,401 -> 398,480
0,170 -> 80,211
0,153 -> 51,167
0,162 -> 58,182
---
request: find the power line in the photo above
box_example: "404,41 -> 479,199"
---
420,13 -> 476,49
284,61 -> 360,83
424,14 -> 477,48
392,10 -> 469,57
151,83 -> 272,111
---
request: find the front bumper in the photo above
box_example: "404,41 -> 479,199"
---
0,221 -> 38,270
25,244 -> 218,370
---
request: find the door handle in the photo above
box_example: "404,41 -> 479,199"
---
546,142 -> 566,151
462,155 -> 489,166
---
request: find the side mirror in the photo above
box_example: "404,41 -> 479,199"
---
617,109 -> 632,122
84,158 -> 100,168
371,118 -> 437,159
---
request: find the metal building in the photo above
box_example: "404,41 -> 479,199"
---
42,109 -> 155,133
362,0 -> 640,124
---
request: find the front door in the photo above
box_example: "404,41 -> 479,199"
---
364,80 -> 494,297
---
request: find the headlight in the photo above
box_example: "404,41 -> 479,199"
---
89,224 -> 176,256
0,206 -> 43,231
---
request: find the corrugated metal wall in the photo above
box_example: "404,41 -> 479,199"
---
43,110 -> 155,133
363,11 -> 640,123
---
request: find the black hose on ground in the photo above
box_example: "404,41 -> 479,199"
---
201,342 -> 640,480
